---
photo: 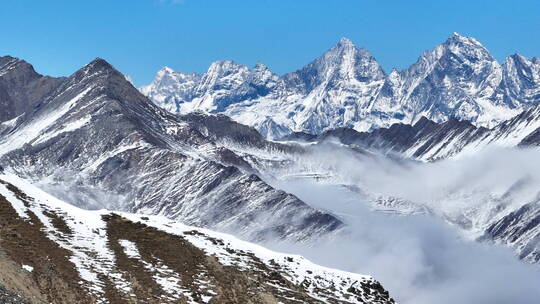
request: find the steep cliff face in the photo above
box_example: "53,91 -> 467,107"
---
0,56 -> 64,123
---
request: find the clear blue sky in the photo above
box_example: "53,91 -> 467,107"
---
1,0 -> 539,86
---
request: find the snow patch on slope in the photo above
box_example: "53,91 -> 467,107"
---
0,86 -> 94,155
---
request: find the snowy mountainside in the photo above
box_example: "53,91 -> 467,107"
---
140,61 -> 280,116
142,33 -> 540,137
139,66 -> 201,113
0,172 -> 394,304
373,33 -> 514,128
484,199 -> 540,263
0,57 -> 341,241
499,54 -> 540,107
283,98 -> 540,162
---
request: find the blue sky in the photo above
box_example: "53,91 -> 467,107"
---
1,0 -> 539,86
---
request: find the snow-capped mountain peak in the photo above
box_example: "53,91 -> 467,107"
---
338,36 -> 355,46
251,61 -> 273,77
139,65 -> 201,112
440,32 -> 496,65
446,32 -> 483,47
159,65 -> 176,75
500,52 -> 540,107
287,37 -> 385,90
194,60 -> 249,94
141,34 -> 540,137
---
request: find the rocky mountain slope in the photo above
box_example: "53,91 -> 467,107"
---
0,56 -> 341,241
0,172 -> 394,304
484,199 -> 540,264
142,40 -> 540,266
278,107 -> 540,263
2,50 -> 540,302
0,56 -> 64,123
142,33 -> 540,137
285,98 -> 540,161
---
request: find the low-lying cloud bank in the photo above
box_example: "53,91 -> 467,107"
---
263,145 -> 540,304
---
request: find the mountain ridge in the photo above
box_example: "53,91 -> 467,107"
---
0,55 -> 343,242
141,33 -> 540,137
0,172 -> 394,304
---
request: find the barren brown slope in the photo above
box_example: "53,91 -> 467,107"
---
0,178 -> 395,304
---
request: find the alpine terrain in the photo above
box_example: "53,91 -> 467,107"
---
141,32 -> 540,272
0,55 -> 400,303
142,33 -> 540,138
1,32 -> 540,304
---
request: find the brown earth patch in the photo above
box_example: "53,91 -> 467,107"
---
0,249 -> 44,304
104,214 -> 346,304
0,185 -> 94,304
42,209 -> 73,235
0,178 -> 394,304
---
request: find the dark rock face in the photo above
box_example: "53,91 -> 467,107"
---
0,285 -> 28,304
282,116 -> 490,160
0,57 -> 342,241
283,98 -> 540,161
485,201 -> 540,263
0,56 -> 64,123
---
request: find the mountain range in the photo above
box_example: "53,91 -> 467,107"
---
1,35 -> 540,303
0,55 -> 400,303
0,56 -> 341,242
141,33 -> 540,138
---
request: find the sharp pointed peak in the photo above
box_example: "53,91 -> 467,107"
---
89,57 -> 113,67
510,52 -> 527,60
83,57 -> 116,73
337,37 -> 355,47
388,68 -> 400,77
504,53 -> 532,66
328,37 -> 376,58
74,57 -> 125,82
159,66 -> 176,73
253,62 -> 271,72
206,60 -> 248,74
156,66 -> 178,77
445,32 -> 483,47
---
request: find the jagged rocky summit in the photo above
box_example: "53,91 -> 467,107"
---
141,33 -> 540,138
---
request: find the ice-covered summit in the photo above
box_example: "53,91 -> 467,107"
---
141,34 -> 540,137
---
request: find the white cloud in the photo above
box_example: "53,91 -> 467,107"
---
260,144 -> 540,304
